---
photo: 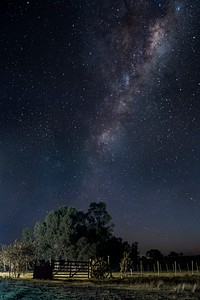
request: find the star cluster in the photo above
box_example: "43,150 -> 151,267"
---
0,0 -> 200,254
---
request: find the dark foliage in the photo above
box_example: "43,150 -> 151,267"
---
30,202 -> 137,265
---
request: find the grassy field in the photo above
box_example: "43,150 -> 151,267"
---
0,279 -> 199,300
1,271 -> 200,289
1,272 -> 200,299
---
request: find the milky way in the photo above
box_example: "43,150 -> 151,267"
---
85,1 -> 184,159
83,0 -> 185,185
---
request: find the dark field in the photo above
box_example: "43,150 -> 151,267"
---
0,277 -> 200,300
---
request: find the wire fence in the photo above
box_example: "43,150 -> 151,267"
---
124,259 -> 200,277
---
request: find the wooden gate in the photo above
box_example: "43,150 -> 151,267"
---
53,260 -> 90,279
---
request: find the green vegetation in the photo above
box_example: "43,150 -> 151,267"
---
33,202 -> 115,260
0,202 -> 138,276
0,240 -> 35,277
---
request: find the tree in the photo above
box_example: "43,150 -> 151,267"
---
31,202 -> 132,263
22,227 -> 33,243
130,242 -> 139,270
74,237 -> 97,260
105,236 -> 125,268
146,249 -> 163,261
86,202 -> 114,257
1,241 -> 35,277
34,221 -> 49,259
168,251 -> 179,257
120,251 -> 132,277
34,206 -> 80,260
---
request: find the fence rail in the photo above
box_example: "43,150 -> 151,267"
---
53,260 -> 90,279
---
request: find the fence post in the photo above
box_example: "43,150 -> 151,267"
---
174,261 -> 177,276
157,261 -> 160,276
140,261 -> 143,275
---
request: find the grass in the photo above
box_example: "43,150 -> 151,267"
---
1,271 -> 200,290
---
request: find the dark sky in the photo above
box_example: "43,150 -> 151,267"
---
0,0 -> 200,255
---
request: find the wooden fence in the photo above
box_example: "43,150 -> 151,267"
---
53,260 -> 90,279
33,258 -> 110,280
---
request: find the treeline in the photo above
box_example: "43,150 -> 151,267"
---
0,202 -> 139,275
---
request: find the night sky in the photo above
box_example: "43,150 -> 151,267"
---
0,0 -> 200,255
